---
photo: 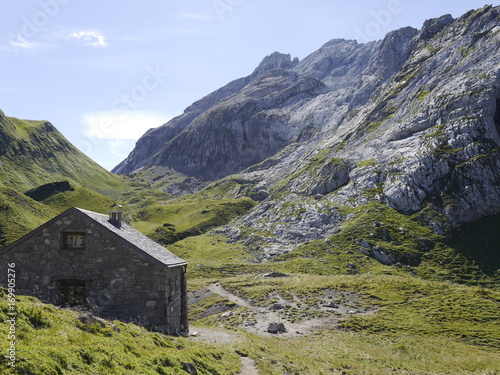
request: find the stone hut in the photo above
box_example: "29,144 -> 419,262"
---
0,207 -> 188,335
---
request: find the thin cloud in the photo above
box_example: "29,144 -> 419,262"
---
2,34 -> 54,53
83,110 -> 171,140
8,35 -> 36,49
181,12 -> 214,20
172,29 -> 208,35
107,139 -> 129,158
71,30 -> 107,47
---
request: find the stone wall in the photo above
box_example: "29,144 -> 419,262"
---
0,210 -> 187,335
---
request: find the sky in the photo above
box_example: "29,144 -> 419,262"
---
0,0 -> 495,170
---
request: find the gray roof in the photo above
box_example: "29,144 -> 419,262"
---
73,208 -> 187,268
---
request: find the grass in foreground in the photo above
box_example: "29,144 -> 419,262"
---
216,274 -> 500,347
188,273 -> 500,375
0,292 -> 240,375
230,329 -> 500,375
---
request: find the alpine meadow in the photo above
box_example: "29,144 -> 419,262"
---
1,5 -> 500,375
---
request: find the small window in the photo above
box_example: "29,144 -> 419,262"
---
57,279 -> 86,306
62,232 -> 86,249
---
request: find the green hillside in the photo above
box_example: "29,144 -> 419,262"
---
0,291 -> 240,374
186,273 -> 500,374
0,113 -> 129,196
0,111 -> 130,246
0,185 -> 56,247
1,108 -> 499,374
25,181 -> 116,214
1,263 -> 499,374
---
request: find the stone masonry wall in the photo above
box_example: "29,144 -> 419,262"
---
0,211 -> 186,334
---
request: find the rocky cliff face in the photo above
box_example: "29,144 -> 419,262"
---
115,6 -> 500,262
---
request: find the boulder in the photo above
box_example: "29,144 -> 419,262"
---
267,322 -> 287,334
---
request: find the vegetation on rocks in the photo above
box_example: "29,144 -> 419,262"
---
183,272 -> 500,374
1,5 -> 500,374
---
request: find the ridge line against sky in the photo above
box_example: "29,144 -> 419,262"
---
0,1 -> 494,170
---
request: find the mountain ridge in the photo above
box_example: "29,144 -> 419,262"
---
113,5 -> 500,269
0,112 -> 128,195
1,8 -> 500,373
1,5 -> 499,282
111,25 -> 419,177
114,6 -> 500,189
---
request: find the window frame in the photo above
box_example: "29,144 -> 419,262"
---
57,279 -> 86,306
60,231 -> 87,250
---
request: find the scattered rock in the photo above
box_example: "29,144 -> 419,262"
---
182,362 -> 198,375
323,302 -> 339,309
267,322 -> 287,334
269,303 -> 285,311
263,272 -> 289,278
247,189 -> 270,201
220,311 -> 233,319
347,263 -> 358,275
78,313 -> 105,327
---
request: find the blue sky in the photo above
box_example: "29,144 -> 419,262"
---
0,0 -> 494,170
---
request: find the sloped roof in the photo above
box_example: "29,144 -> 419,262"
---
75,208 -> 187,268
2,207 -> 186,268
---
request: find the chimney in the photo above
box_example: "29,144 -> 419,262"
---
109,210 -> 122,227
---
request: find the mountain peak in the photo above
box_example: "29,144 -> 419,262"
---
418,13 -> 454,41
113,5 -> 500,235
252,51 -> 299,76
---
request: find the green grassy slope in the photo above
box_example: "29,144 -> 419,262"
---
0,291 -> 240,375
135,197 -> 256,245
0,185 -> 56,247
1,109 -> 499,374
26,182 -> 116,214
0,111 -> 152,245
2,242 -> 498,374
0,113 -> 129,196
170,232 -> 500,374
206,274 -> 500,374
175,199 -> 497,288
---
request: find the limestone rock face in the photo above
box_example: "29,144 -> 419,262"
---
115,6 -> 500,255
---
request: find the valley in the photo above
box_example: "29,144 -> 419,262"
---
1,5 -> 500,374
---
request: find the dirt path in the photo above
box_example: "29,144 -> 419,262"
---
205,282 -> 343,337
188,327 -> 259,374
208,282 -> 253,308
190,282 -> 377,374
239,356 -> 259,375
